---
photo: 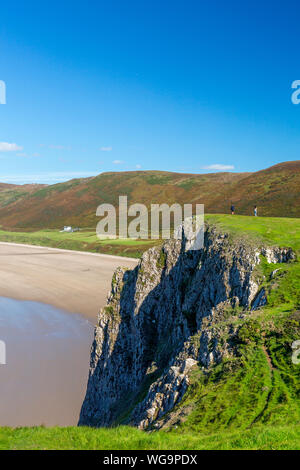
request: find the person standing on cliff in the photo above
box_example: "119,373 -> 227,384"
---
231,204 -> 235,215
254,205 -> 258,216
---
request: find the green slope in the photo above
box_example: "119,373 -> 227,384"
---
1,424 -> 299,450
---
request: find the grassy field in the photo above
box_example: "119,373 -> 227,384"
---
0,228 -> 160,258
206,214 -> 300,252
1,424 -> 299,450
0,214 -> 299,258
205,215 -> 300,311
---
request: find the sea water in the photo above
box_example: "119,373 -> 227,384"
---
0,297 -> 93,427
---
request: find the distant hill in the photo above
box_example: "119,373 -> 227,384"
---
0,161 -> 299,230
0,183 -> 46,212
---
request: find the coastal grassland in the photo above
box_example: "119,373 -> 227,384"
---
151,215 -> 299,440
0,229 -> 160,258
0,424 -> 299,450
167,307 -> 300,435
205,214 -> 300,252
0,214 -> 299,259
206,214 -> 300,310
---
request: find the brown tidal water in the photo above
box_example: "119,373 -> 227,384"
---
0,297 -> 94,427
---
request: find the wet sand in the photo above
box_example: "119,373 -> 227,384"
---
0,297 -> 93,426
0,245 -> 138,427
0,242 -> 138,321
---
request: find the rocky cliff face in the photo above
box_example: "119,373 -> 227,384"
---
79,224 -> 294,429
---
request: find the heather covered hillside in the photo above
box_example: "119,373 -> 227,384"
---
0,161 -> 299,230
0,183 -> 45,210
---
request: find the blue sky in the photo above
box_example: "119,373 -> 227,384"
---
0,0 -> 300,184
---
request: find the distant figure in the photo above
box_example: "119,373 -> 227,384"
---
231,204 -> 235,215
254,205 -> 257,217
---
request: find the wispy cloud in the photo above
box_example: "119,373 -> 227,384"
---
100,146 -> 112,151
15,152 -> 41,158
0,142 -> 23,152
135,164 -> 142,169
201,164 -> 235,171
113,160 -> 124,165
48,145 -> 71,150
0,172 -> 97,185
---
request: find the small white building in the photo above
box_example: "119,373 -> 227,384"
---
59,226 -> 80,233
60,226 -> 73,233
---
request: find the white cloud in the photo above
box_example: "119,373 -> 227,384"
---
0,172 -> 97,185
49,145 -> 71,150
135,164 -> 142,169
113,160 -> 124,164
0,142 -> 23,152
100,146 -> 112,151
201,164 -> 235,171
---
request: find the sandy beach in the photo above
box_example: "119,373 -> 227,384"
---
0,245 -> 138,426
0,242 -> 138,321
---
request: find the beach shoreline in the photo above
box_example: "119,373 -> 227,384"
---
0,242 -> 138,321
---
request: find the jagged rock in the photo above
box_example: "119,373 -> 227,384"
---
251,288 -> 267,310
79,223 -> 294,429
260,247 -> 295,264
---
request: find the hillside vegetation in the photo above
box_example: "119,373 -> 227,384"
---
165,216 -> 299,442
0,229 -> 159,258
0,213 -> 299,259
1,424 -> 299,450
0,183 -> 45,208
0,161 -> 299,230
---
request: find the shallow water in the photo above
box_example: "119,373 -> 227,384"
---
0,297 -> 93,427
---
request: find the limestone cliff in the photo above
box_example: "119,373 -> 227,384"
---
79,223 -> 294,429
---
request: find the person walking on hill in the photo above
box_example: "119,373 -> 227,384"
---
254,205 -> 257,217
231,204 -> 235,215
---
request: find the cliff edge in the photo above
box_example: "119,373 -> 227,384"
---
79,222 -> 297,430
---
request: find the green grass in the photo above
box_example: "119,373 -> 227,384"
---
205,214 -> 300,252
0,214 -> 299,258
171,312 -> 300,435
205,214 -> 300,311
0,229 -> 160,258
0,424 -> 299,450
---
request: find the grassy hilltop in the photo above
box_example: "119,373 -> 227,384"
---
0,161 -> 299,231
1,215 -> 299,450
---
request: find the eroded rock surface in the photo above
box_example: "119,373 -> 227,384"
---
79,224 -> 294,429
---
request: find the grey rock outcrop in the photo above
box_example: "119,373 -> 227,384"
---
79,224 -> 294,429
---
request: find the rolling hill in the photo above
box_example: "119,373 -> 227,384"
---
0,183 -> 45,211
0,161 -> 299,230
